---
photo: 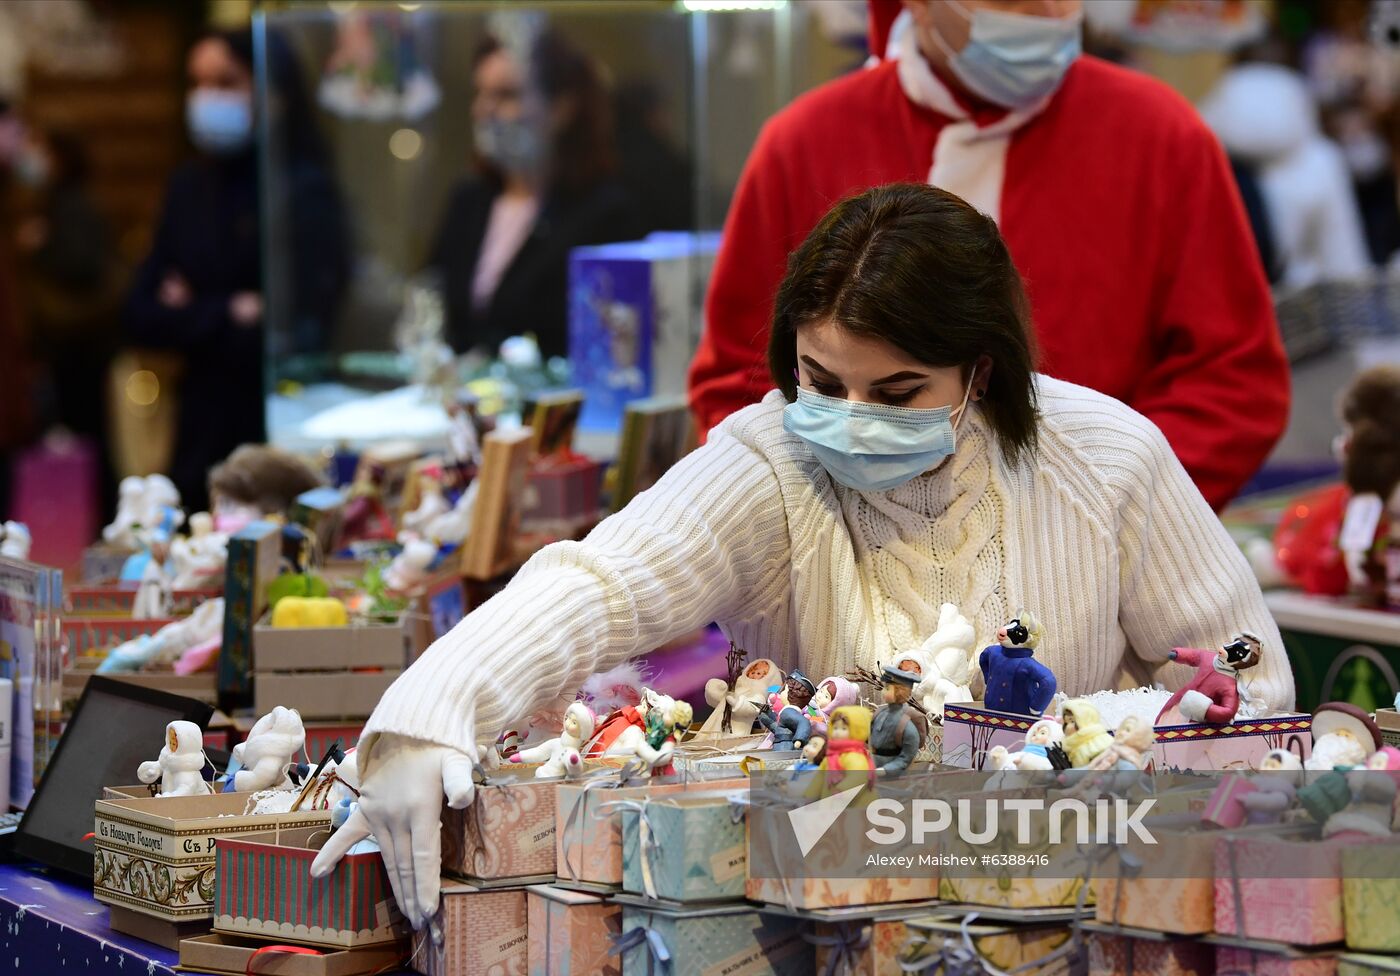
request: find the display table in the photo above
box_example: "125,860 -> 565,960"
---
1266,590 -> 1400,711
0,861 -> 419,975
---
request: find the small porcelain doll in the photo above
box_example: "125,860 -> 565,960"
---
510,702 -> 597,779
757,671 -> 817,751
402,473 -> 450,536
138,721 -> 211,797
1233,748 -> 1302,825
170,512 -> 228,589
808,676 -> 859,736
383,537 -> 438,593
1305,702 -> 1382,771
816,706 -> 876,799
1061,699 -> 1114,769
635,699 -> 692,777
699,656 -> 783,738
1088,716 -> 1155,772
99,596 -> 224,673
794,733 -> 827,772
1155,632 -> 1262,726
104,476 -> 147,549
979,611 -> 1056,717
869,666 -> 925,777
988,718 -> 1064,772
225,706 -> 306,793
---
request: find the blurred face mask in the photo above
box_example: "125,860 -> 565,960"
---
783,374 -> 976,492
474,116 -> 544,174
186,89 -> 253,154
927,0 -> 1082,110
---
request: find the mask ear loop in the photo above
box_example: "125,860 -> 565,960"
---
951,373 -> 977,432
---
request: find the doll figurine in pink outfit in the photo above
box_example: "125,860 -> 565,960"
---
807,676 -> 860,736
1155,632 -> 1263,726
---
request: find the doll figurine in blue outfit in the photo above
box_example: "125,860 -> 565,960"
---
979,610 -> 1057,716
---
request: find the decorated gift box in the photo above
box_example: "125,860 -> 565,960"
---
942,703 -> 1312,771
411,881 -> 528,976
213,825 -> 410,950
614,903 -> 811,976
1086,928 -> 1213,976
809,919 -> 910,976
93,791 -> 331,923
556,775 -> 746,889
1216,943 -> 1338,976
621,789 -> 748,904
527,883 -> 620,976
904,916 -> 1074,976
1341,843 -> 1400,952
178,934 -> 407,976
745,800 -> 939,911
1096,823 -> 1215,935
443,764 -> 562,884
1214,831 -> 1382,946
1340,953 -> 1400,976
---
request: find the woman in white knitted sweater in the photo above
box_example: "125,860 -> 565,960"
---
315,183 -> 1295,927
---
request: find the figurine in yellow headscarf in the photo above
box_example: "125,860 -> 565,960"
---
1060,699 -> 1114,768
814,705 -> 876,799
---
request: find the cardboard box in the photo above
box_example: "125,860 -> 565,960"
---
1342,844 -> 1400,952
521,457 -> 604,532
180,933 -> 406,976
252,615 -> 406,720
65,584 -> 221,617
213,825 -> 410,950
942,703 -> 1313,771
1087,931 -> 1213,976
461,429 -> 534,581
621,789 -> 748,904
411,881 -> 528,976
810,919 -> 910,976
1096,824 -> 1215,935
443,765 -> 560,883
93,792 -> 331,923
1340,953 -> 1400,976
1215,832 -> 1379,945
1216,943 -> 1338,976
62,661 -> 218,710
1376,708 -> 1400,750
221,521 -> 285,707
527,884 -> 621,976
290,487 -> 347,560
82,542 -> 135,584
556,775 -> 748,888
905,916 -> 1073,976
108,903 -> 208,952
616,903 -> 810,976
61,615 -> 171,658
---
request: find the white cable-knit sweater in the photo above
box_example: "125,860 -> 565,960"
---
365,377 -> 1295,754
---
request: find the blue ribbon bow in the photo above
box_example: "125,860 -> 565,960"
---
806,922 -> 872,976
610,926 -> 672,975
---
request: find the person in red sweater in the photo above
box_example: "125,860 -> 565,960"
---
688,0 -> 1288,509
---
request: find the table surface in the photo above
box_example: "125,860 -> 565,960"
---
1265,590 -> 1400,643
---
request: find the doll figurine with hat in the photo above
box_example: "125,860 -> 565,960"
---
989,718 -> 1066,772
1306,701 -> 1382,770
1061,699 -> 1114,768
138,721 -> 212,797
1301,745 -> 1400,839
808,675 -> 860,736
636,698 -> 692,777
697,650 -> 782,738
1088,716 -> 1155,772
758,670 -> 817,751
1237,748 -> 1303,825
510,701 -> 596,779
979,611 -> 1056,717
816,705 -> 876,799
1156,632 -> 1263,726
870,665 -> 926,777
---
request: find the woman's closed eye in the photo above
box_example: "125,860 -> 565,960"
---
879,387 -> 922,406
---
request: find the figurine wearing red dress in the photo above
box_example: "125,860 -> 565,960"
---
1156,633 -> 1263,726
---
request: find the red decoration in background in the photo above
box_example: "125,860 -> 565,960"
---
1273,483 -> 1380,597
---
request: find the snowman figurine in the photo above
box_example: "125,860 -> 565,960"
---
138,721 -> 211,797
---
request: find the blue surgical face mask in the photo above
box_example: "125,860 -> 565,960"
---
929,1 -> 1082,110
783,376 -> 975,493
186,89 -> 253,154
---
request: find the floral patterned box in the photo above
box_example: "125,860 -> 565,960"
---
906,916 -> 1073,976
616,903 -> 811,976
213,825 -> 410,951
93,791 -> 331,923
1087,930 -> 1213,976
1096,826 -> 1215,935
810,919 -> 910,976
526,883 -> 620,976
1341,843 -> 1400,952
942,703 -> 1312,771
556,775 -> 747,887
411,881 -> 528,976
1214,833 -> 1383,946
621,789 -> 749,903
1216,943 -> 1338,976
443,765 -> 560,883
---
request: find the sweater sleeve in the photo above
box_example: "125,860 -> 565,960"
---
1113,413 -> 1296,713
687,118 -> 797,435
362,423 -> 793,755
1129,123 -> 1289,510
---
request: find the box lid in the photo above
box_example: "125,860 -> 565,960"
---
525,883 -> 606,907
95,791 -> 331,832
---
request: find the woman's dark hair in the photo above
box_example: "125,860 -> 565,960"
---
769,183 -> 1039,463
202,26 -> 329,166
472,31 -> 617,197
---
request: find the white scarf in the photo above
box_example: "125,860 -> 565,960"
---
892,26 -> 1054,224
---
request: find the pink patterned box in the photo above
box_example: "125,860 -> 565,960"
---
1217,945 -> 1337,976
1088,932 -> 1212,976
1096,828 -> 1215,935
943,704 -> 1311,771
526,884 -> 620,976
412,881 -> 528,976
811,920 -> 909,976
1214,834 -> 1383,945
443,767 -> 558,882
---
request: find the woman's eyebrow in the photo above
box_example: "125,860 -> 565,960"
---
800,355 -> 838,378
870,370 -> 928,385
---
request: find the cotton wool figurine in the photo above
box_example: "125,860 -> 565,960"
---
698,654 -> 783,738
1306,702 -> 1382,771
910,603 -> 978,719
224,706 -> 307,793
1060,699 -> 1114,768
979,611 -> 1057,717
138,721 -> 211,797
510,701 -> 595,779
1155,632 -> 1263,726
988,718 -> 1065,772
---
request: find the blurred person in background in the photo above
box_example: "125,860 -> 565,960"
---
0,97 -> 35,519
124,28 -> 348,513
614,79 -> 694,233
428,29 -> 640,360
688,0 -> 1290,510
12,126 -> 122,521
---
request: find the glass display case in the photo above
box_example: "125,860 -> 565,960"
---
255,0 -> 856,454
